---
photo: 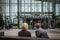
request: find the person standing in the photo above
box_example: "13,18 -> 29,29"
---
8,18 -> 12,29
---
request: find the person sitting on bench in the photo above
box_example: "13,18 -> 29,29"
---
18,23 -> 31,37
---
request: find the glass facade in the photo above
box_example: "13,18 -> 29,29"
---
56,4 -> 60,15
19,0 -> 53,29
19,0 -> 53,12
1,0 -> 60,29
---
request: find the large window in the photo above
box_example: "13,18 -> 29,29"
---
56,4 -> 60,16
10,0 -> 17,21
2,0 -> 9,19
2,0 -> 18,28
19,0 -> 53,29
2,0 -> 55,29
19,0 -> 52,12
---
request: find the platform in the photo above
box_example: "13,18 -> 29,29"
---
0,29 -> 60,39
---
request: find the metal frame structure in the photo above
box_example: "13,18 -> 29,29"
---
1,0 -> 58,28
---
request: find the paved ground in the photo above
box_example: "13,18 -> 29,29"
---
0,29 -> 60,39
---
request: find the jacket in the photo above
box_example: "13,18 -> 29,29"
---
18,30 -> 31,37
35,28 -> 49,38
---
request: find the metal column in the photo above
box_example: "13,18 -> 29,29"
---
41,0 -> 43,14
52,0 -> 56,28
17,0 -> 19,28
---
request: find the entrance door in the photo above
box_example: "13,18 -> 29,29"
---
25,18 -> 45,29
